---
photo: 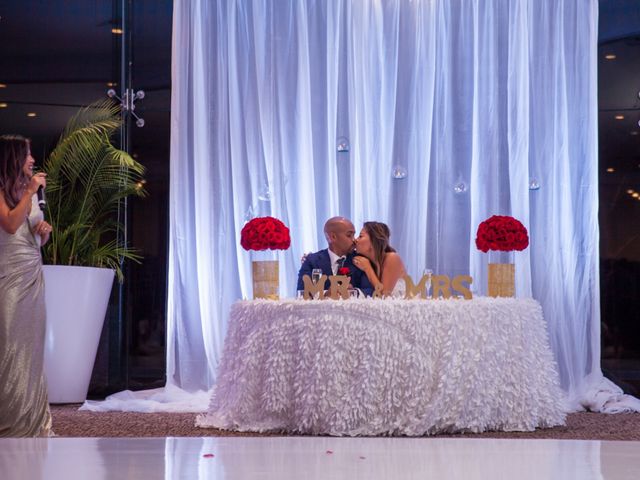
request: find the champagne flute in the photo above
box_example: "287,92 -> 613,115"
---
311,268 -> 323,300
423,268 -> 433,298
311,268 -> 323,285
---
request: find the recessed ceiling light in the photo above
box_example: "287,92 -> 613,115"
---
0,103 -> 7,108
631,131 -> 639,136
628,189 -> 635,194
606,167 -> 615,173
605,54 -> 617,60
0,83 -> 6,88
26,112 -> 37,117
107,82 -> 118,87
111,28 -> 123,34
615,115 -> 624,120
633,193 -> 640,198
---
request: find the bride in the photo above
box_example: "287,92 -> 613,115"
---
352,221 -> 406,297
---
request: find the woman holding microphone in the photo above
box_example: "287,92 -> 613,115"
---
0,134 -> 53,437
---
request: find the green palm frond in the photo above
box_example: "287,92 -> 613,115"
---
42,99 -> 146,282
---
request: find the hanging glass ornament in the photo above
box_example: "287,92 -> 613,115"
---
336,136 -> 350,153
392,165 -> 407,179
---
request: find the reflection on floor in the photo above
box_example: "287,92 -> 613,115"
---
1,436 -> 640,479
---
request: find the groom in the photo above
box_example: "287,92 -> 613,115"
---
296,216 -> 373,296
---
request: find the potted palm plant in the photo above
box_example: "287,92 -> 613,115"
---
41,99 -> 146,403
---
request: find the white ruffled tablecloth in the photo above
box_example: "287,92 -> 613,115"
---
196,297 -> 567,436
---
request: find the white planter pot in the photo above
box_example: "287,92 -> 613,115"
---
43,265 -> 115,403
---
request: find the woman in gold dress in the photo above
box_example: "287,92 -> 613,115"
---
0,134 -> 53,437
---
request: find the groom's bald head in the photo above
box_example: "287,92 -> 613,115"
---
324,217 -> 356,256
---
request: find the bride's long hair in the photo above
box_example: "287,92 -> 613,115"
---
362,221 -> 395,278
0,135 -> 31,209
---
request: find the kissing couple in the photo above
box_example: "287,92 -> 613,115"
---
296,216 -> 407,297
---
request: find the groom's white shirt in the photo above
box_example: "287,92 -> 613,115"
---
327,249 -> 345,275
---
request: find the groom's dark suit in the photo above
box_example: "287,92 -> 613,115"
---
296,249 -> 373,296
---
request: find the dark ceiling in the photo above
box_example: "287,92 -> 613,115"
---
0,0 -> 172,182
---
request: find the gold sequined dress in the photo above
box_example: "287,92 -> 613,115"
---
0,195 -> 52,437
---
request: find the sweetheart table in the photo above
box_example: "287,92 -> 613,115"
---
196,297 -> 566,436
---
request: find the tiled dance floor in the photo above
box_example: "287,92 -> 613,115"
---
1,436 -> 639,479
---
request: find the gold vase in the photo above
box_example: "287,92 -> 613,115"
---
488,251 -> 514,297
252,259 -> 279,300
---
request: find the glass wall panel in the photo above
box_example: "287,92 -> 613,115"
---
598,36 -> 640,396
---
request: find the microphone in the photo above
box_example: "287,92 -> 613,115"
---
37,186 -> 46,211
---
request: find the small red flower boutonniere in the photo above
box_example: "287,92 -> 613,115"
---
338,266 -> 350,276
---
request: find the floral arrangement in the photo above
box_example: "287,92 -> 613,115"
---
475,215 -> 529,252
240,216 -> 291,251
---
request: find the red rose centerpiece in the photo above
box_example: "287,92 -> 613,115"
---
241,216 -> 291,300
475,215 -> 529,297
240,216 -> 291,251
475,215 -> 529,253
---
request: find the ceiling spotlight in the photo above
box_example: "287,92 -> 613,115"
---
615,115 -> 624,120
606,167 -> 615,173
0,83 -> 6,88
633,193 -> 640,198
604,54 -> 616,60
26,112 -> 37,118
111,28 -> 123,34
631,131 -> 639,136
627,189 -> 635,194
0,103 -> 7,108
106,82 -> 118,87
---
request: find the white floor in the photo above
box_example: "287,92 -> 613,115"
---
1,436 -> 640,479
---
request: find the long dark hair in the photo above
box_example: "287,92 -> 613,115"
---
0,134 -> 31,208
363,221 -> 395,278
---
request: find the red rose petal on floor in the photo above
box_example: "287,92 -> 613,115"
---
203,453 -> 215,458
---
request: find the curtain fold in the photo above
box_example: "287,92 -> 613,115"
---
157,0 -> 638,413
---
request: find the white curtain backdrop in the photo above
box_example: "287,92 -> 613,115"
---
83,0 -> 640,413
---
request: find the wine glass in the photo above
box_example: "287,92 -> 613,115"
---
423,268 -> 433,298
311,269 -> 323,285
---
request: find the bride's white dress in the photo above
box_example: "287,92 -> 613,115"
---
390,277 -> 406,298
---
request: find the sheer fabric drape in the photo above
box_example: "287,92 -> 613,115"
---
86,0 -> 639,413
